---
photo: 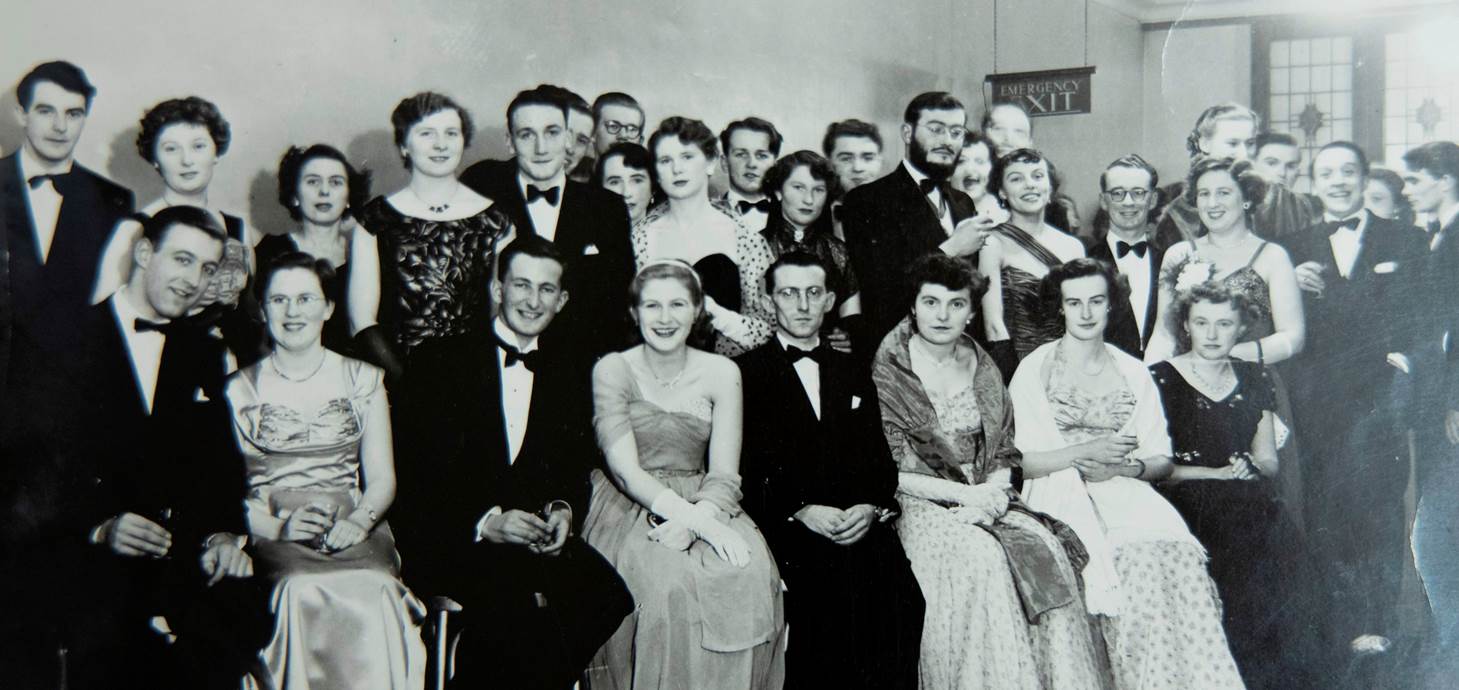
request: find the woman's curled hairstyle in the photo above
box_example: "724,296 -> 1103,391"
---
136,96 -> 232,163
1183,156 -> 1268,209
255,251 -> 337,306
1170,281 -> 1261,354
907,253 -> 990,303
276,144 -> 373,221
1039,257 -> 1129,317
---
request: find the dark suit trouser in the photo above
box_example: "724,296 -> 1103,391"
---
449,537 -> 632,690
775,524 -> 924,690
1301,402 -> 1410,644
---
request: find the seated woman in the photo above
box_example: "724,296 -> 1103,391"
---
872,254 -> 1105,690
1150,281 -> 1332,688
631,116 -> 774,357
227,253 -> 426,689
594,141 -> 659,226
1009,258 -> 1242,689
348,91 -> 514,381
759,150 -> 864,351
255,144 -> 370,356
96,96 -> 257,360
583,260 -> 786,689
977,148 -> 1085,376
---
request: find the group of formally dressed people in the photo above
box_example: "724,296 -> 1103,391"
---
2,57 -> 1457,690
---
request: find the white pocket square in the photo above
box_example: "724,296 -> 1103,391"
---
194,387 -> 210,402
1373,261 -> 1397,274
851,395 -> 862,409
583,243 -> 600,255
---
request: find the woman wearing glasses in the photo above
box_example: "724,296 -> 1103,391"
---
977,149 -> 1085,377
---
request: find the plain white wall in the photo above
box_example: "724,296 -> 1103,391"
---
1141,22 -> 1254,189
1,0 -> 1145,235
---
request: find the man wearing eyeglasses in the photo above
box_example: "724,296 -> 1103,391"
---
591,92 -> 645,156
1086,154 -> 1163,359
460,86 -> 635,356
841,91 -> 997,359
736,250 -> 924,690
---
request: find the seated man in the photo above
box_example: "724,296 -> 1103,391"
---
67,206 -> 263,689
392,236 -> 632,690
737,251 -> 924,690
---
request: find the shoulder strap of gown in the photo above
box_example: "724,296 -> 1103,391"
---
996,223 -> 1064,268
1244,240 -> 1270,268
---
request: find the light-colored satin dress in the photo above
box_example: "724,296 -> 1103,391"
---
228,354 -> 426,690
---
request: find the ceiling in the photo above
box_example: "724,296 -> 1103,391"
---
1093,0 -> 1456,24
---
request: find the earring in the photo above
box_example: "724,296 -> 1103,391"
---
1242,202 -> 1251,210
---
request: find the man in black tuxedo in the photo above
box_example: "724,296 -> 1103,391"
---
841,92 -> 995,359
0,61 -> 133,426
1287,141 -> 1428,659
392,236 -> 632,690
460,85 -> 634,357
718,117 -> 783,233
1086,154 -> 1164,360
737,251 -> 924,690
822,119 -> 886,240
7,206 -> 261,689
590,91 -> 645,158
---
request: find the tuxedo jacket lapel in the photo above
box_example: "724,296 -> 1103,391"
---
1140,245 -> 1163,346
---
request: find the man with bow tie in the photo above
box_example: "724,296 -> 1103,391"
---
841,92 -> 997,362
9,206 -> 263,689
737,251 -> 924,690
1286,141 -> 1427,661
1086,154 -> 1164,360
392,236 -> 631,689
460,85 -> 635,357
718,117 -> 783,232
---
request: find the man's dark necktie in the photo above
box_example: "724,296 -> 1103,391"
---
783,343 -> 827,364
27,172 -> 72,194
737,199 -> 771,215
526,184 -> 560,206
1326,216 -> 1361,234
1116,240 -> 1149,259
495,336 -> 540,371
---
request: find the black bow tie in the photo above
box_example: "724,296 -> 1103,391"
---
737,199 -> 771,215
783,343 -> 828,364
1116,240 -> 1149,259
27,172 -> 71,193
1428,219 -> 1443,236
526,184 -> 560,206
134,318 -> 174,335
918,178 -> 950,198
1327,216 -> 1361,234
495,336 -> 541,371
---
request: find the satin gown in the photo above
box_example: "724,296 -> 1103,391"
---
582,352 -> 786,689
228,353 -> 426,690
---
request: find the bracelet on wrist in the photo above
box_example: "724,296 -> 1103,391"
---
1131,458 -> 1147,479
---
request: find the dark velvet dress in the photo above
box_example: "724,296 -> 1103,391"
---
1151,360 -> 1332,689
358,196 -> 513,357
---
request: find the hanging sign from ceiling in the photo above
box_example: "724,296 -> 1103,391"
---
985,66 -> 1096,117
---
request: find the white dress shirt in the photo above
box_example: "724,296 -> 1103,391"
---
1106,231 -> 1152,337
111,290 -> 166,414
777,332 -> 822,420
519,171 -> 566,242
902,160 -> 953,235
726,188 -> 770,233
1325,210 -> 1367,279
17,146 -> 70,264
494,317 -> 539,465
1433,205 -> 1459,252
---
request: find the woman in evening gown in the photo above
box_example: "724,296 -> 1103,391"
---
229,253 -> 425,689
871,254 -> 1105,690
1149,281 -> 1332,688
583,260 -> 786,689
96,96 -> 259,361
1144,156 -> 1307,529
348,91 -> 514,381
253,144 -> 370,356
630,116 -> 774,357
1010,258 -> 1243,689
978,148 -> 1085,377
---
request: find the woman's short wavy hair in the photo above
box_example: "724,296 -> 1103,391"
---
390,91 -> 474,169
1039,257 -> 1130,321
907,253 -> 990,304
136,96 -> 231,163
255,250 -> 337,306
1183,156 -> 1268,209
276,144 -> 372,222
1185,103 -> 1260,158
989,147 -> 1061,200
762,150 -> 839,201
648,116 -> 719,161
1170,280 -> 1261,354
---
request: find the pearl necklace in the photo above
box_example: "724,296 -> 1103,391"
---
1187,358 -> 1234,392
270,351 -> 327,383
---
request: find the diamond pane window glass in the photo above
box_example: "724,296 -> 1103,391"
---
1266,36 -> 1356,192
1382,28 -> 1459,164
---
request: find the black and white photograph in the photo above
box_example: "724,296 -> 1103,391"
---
3,0 -> 1459,687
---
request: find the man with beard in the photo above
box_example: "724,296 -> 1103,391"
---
841,92 -> 996,356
